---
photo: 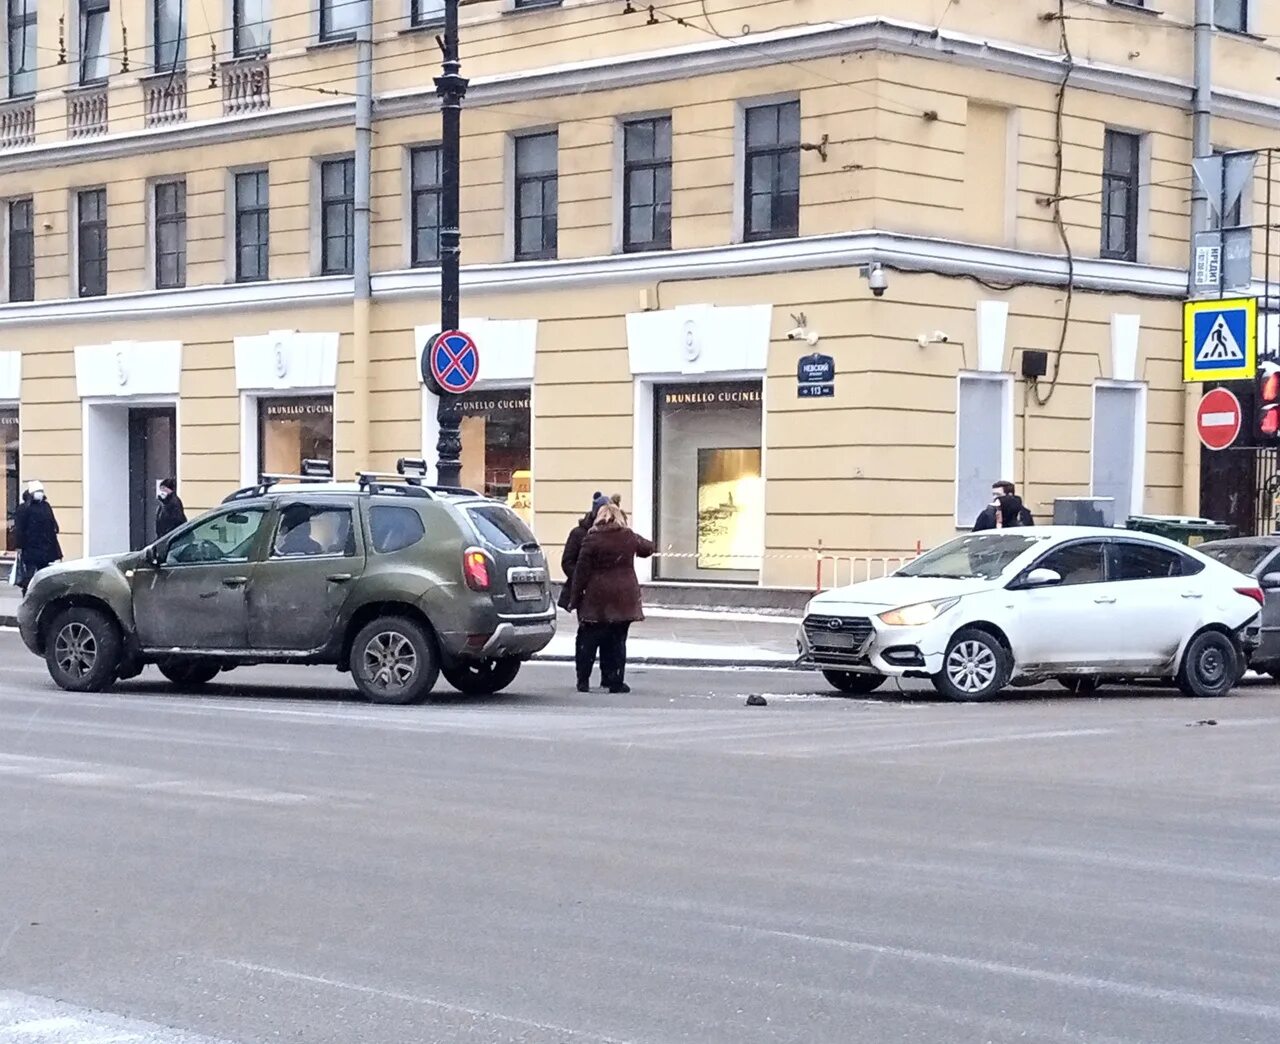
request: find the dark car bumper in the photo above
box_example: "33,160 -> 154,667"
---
437,606 -> 557,663
17,598 -> 41,655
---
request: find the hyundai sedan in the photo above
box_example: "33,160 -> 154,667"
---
799,528 -> 1263,701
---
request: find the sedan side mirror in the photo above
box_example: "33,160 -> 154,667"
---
1262,572 -> 1280,590
1021,568 -> 1062,589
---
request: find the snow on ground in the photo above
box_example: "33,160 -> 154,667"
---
0,991 -> 231,1043
537,633 -> 795,664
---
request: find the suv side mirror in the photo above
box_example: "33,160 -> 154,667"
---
146,542 -> 165,567
1020,567 -> 1062,589
1262,571 -> 1280,590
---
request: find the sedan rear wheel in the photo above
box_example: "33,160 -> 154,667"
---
1177,630 -> 1240,699
931,628 -> 1010,702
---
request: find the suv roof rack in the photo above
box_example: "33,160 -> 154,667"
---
220,456 -> 484,505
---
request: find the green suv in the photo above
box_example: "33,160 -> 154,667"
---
17,464 -> 556,703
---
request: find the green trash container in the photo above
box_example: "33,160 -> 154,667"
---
1124,514 -> 1234,547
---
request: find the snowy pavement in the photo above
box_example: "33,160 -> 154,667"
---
0,993 -> 230,1044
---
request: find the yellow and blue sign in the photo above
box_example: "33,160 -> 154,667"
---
1183,297 -> 1257,383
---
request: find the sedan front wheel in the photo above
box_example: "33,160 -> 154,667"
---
931,628 -> 1010,702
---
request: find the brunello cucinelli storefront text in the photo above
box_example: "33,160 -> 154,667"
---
458,389 -> 532,524
654,382 -> 764,583
258,397 -> 335,478
2,409 -> 17,555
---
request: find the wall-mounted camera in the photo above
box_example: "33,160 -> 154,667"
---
860,263 -> 889,298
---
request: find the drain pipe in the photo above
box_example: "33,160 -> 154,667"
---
1182,0 -> 1213,516
350,0 -> 374,475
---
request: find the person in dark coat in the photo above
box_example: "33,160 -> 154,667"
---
568,503 -> 655,694
973,480 -> 1035,530
155,477 -> 187,538
560,493 -> 609,691
14,481 -> 62,594
994,494 -> 1028,528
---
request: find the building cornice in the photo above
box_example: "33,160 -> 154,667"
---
1,17 -> 1279,174
0,233 -> 1192,326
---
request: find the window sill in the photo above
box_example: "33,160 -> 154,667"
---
506,0 -> 563,14
623,242 -> 673,255
513,253 -> 558,263
1104,0 -> 1162,14
400,21 -> 445,37
224,50 -> 271,64
308,36 -> 357,54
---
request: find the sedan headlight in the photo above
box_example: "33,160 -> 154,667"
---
878,598 -> 959,627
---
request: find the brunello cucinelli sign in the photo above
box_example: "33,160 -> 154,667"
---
262,400 -> 334,419
660,384 -> 763,409
457,390 -> 531,416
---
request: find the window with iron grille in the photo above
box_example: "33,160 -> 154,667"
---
233,0 -> 269,56
410,146 -> 442,267
1215,0 -> 1247,32
7,0 -> 36,97
7,197 -> 33,302
235,169 -> 269,283
153,0 -> 184,69
320,156 -> 355,275
77,188 -> 107,298
514,132 -> 558,261
623,116 -> 672,253
743,101 -> 800,241
411,0 -> 445,26
1101,129 -> 1141,262
79,0 -> 109,83
153,179 -> 186,289
319,0 -> 360,41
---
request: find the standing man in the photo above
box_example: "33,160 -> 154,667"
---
972,480 -> 1035,531
155,478 -> 187,538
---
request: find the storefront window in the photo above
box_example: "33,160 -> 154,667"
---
258,396 -> 334,479
655,382 -> 764,582
457,389 -> 531,523
1,409 -> 17,555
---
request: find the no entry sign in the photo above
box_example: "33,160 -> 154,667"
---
425,329 -> 479,394
1196,387 -> 1242,451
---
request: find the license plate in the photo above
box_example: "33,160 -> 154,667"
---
513,583 -> 542,601
813,631 -> 860,649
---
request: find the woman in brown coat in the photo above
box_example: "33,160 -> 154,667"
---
567,503 -> 654,693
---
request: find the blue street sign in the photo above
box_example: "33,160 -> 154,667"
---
798,384 -> 834,399
797,352 -> 835,399
426,329 -> 480,394
1183,298 -> 1256,383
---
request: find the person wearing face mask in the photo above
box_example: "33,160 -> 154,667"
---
155,477 -> 187,538
13,481 -> 62,594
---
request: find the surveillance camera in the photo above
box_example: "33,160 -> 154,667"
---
933,331 -> 950,344
864,263 -> 888,298
786,327 -> 805,341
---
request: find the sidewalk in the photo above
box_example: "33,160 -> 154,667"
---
0,588 -> 800,668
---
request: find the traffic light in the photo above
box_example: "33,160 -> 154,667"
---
1260,361 -> 1280,437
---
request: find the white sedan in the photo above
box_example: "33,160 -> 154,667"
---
799,528 -> 1263,701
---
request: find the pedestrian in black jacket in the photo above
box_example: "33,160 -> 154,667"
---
14,481 -> 62,594
155,477 -> 187,538
973,480 -> 1034,530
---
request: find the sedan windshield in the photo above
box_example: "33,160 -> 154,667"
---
1201,543 -> 1273,575
898,533 -> 1045,581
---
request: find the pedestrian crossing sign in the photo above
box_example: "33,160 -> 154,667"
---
1183,297 -> 1257,382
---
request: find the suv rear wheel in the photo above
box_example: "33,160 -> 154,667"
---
442,658 -> 522,696
157,657 -> 222,689
45,607 -> 122,693
350,616 -> 440,705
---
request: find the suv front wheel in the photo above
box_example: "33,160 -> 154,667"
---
442,658 -> 522,696
45,607 -> 122,693
350,616 -> 440,705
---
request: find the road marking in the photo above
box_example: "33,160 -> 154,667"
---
216,960 -> 636,1043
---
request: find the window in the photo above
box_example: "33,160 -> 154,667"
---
164,508 -> 267,565
153,0 -> 185,69
79,0 -> 109,83
7,197 -> 33,302
319,0 -> 360,41
464,505 -> 536,552
7,0 -> 35,96
513,0 -> 561,8
623,116 -> 672,252
1203,543 -> 1274,575
514,131 -> 558,261
1033,542 -> 1108,587
743,100 -> 800,241
1,409 -> 17,556
76,188 -> 107,298
233,0 -> 269,56
1101,129 -> 1141,262
258,397 -> 334,478
899,533 -> 1043,581
411,0 -> 445,26
272,505 -> 356,558
410,145 -> 442,267
956,375 -> 1012,525
320,156 -> 355,275
370,505 -> 426,554
234,169 -> 269,282
1092,383 -> 1144,523
1215,0 -> 1247,32
1108,542 -> 1189,582
153,179 -> 186,290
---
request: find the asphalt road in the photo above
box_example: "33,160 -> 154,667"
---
2,630 -> 1279,1044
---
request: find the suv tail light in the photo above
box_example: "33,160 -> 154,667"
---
1235,586 -> 1265,608
463,548 -> 492,592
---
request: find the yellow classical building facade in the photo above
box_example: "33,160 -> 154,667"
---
0,0 -> 1276,587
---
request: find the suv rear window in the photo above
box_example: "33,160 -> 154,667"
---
1202,543 -> 1272,574
466,505 -> 536,551
369,505 -> 426,554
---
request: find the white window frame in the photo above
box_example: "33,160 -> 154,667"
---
955,372 -> 1015,527
1090,380 -> 1147,524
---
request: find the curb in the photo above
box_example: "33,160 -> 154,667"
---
532,653 -> 801,670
